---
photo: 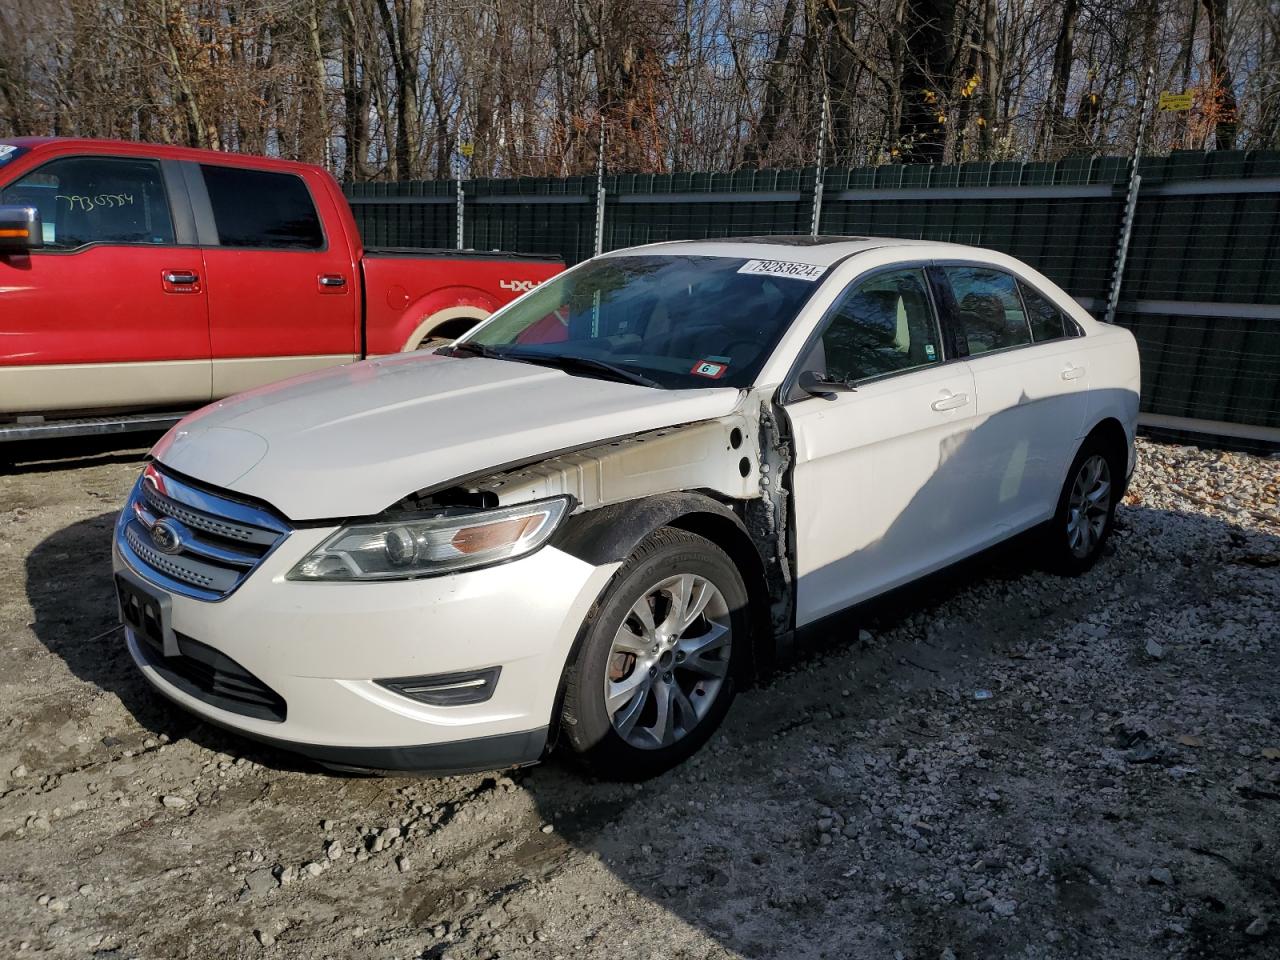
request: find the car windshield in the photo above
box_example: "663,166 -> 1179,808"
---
459,254 -> 824,389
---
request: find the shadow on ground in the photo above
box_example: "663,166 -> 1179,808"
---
24,506 -> 1280,959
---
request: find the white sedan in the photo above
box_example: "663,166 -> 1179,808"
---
113,237 -> 1140,778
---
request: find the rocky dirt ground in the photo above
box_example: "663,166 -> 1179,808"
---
0,436 -> 1277,960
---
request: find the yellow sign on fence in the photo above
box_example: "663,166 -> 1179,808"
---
1159,91 -> 1195,112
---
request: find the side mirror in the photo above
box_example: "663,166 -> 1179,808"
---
797,368 -> 854,401
0,205 -> 43,253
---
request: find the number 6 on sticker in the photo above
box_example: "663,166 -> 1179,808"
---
691,360 -> 728,379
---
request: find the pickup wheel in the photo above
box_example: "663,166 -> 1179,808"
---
560,527 -> 746,780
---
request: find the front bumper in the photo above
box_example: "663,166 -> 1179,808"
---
113,522 -> 619,773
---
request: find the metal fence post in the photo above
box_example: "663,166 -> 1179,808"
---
455,170 -> 465,250
1105,66 -> 1155,324
593,116 -> 607,257
810,90 -> 830,238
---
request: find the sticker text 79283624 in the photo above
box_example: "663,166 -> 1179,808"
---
737,259 -> 826,282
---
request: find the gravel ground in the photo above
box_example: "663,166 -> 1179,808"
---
0,437 -> 1277,960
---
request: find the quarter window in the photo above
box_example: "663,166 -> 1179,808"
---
1020,281 -> 1072,342
815,268 -> 943,383
944,266 -> 1031,356
200,165 -> 323,249
0,156 -> 174,249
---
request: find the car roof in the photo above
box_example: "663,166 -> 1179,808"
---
601,235 -> 986,267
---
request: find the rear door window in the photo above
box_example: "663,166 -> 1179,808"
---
943,266 -> 1031,356
1020,281 -> 1072,342
0,155 -> 174,249
200,165 -> 323,249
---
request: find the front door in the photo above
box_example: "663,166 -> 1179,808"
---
192,162 -> 359,398
0,154 -> 210,415
785,266 -> 979,626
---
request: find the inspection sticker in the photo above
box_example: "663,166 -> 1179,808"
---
737,259 -> 826,281
691,359 -> 729,379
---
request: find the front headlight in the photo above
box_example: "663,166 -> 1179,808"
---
287,497 -> 571,582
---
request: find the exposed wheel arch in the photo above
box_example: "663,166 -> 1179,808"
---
550,494 -> 774,711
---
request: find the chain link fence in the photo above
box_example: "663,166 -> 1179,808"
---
345,150 -> 1280,442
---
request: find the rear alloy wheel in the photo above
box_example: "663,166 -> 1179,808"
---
561,527 -> 746,779
1045,439 -> 1120,574
1066,454 -> 1112,559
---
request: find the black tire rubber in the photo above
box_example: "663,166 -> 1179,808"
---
1042,434 -> 1124,576
560,526 -> 748,780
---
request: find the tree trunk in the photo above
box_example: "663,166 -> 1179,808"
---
742,0 -> 798,168
1202,0 -> 1238,149
897,0 -> 957,163
1039,0 -> 1079,155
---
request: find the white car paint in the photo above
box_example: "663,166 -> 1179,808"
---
153,351 -> 740,520
117,237 -> 1140,772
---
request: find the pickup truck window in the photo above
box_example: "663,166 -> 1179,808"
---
463,254 -> 820,389
200,164 -> 324,250
0,156 -> 174,249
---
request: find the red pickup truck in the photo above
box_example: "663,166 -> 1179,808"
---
0,137 -> 562,441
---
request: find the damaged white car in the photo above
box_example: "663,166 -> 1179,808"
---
113,237 -> 1141,778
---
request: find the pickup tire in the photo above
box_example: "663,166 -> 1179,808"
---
560,527 -> 746,780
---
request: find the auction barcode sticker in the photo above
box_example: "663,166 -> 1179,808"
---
737,259 -> 826,281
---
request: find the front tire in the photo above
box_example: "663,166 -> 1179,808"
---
1044,437 -> 1121,575
560,527 -> 748,780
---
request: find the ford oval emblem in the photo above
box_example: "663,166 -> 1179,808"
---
149,519 -> 183,555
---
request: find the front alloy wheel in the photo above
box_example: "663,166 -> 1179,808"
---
605,573 -> 732,750
561,527 -> 746,779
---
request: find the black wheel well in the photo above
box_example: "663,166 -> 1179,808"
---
1083,417 -> 1130,490
424,314 -> 484,343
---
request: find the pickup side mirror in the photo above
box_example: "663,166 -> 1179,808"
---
797,368 -> 855,401
0,205 -> 43,253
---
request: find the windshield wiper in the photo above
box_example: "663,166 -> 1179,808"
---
504,353 -> 662,388
437,341 -> 505,359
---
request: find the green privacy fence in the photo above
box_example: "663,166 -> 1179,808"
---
345,151 -> 1280,438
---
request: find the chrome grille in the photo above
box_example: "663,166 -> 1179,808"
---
116,464 -> 290,601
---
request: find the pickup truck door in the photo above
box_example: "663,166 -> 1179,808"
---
0,153 -> 211,415
188,162 -> 359,398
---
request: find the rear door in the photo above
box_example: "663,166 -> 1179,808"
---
190,163 -> 359,397
0,153 -> 210,415
784,265 -> 979,624
933,264 -> 1090,534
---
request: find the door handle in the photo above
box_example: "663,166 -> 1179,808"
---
318,274 -> 347,288
1061,364 -> 1085,381
164,270 -> 198,285
931,392 -> 970,412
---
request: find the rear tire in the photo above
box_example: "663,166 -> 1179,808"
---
1043,436 -> 1122,575
560,527 -> 747,780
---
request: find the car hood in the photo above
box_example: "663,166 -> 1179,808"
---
151,353 -> 742,520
